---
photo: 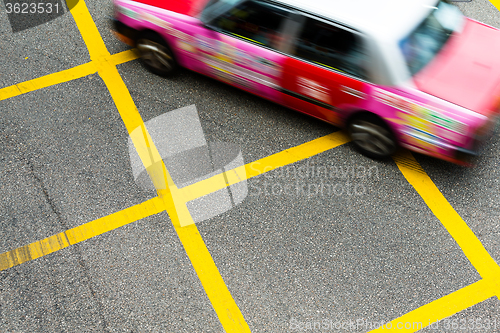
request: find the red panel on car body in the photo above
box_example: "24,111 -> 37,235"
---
133,0 -> 209,16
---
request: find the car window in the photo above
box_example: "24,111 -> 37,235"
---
399,0 -> 464,76
208,0 -> 288,49
292,17 -> 368,80
200,0 -> 243,24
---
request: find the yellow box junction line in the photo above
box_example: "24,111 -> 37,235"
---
0,50 -> 139,102
0,197 -> 165,271
0,0 -> 499,331
179,131 -> 351,203
67,0 -> 250,331
492,0 -> 500,13
0,130 -> 349,272
369,279 -> 495,332
368,151 -> 500,332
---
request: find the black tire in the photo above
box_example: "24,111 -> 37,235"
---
347,113 -> 397,159
136,31 -> 177,77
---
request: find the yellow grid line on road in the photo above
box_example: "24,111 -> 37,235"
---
369,279 -> 495,332
179,131 -> 350,203
366,151 -> 500,332
394,151 -> 500,283
179,142 -> 500,333
0,197 -> 165,271
1,0 -> 500,331
68,0 -> 250,331
0,132 -> 351,272
492,0 -> 500,12
0,38 -> 351,331
0,62 -> 96,101
0,49 -> 139,102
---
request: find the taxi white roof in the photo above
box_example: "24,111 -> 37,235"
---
271,0 -> 439,41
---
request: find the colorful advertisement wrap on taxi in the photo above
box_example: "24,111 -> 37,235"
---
367,87 -> 480,162
113,0 -> 494,165
190,33 -> 288,102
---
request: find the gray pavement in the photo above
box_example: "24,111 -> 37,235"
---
1,0 -> 500,332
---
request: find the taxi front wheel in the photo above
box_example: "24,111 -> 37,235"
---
136,31 -> 177,77
347,113 -> 397,159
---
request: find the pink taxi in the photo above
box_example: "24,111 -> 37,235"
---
112,0 -> 500,165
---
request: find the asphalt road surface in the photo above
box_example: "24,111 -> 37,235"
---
1,0 -> 500,332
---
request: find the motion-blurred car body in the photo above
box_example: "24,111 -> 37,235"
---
112,0 -> 500,165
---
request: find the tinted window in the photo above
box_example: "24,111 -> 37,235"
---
293,18 -> 367,79
200,0 -> 242,23
209,1 -> 287,49
400,1 -> 464,76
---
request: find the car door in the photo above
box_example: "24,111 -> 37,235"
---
279,15 -> 369,125
195,0 -> 290,101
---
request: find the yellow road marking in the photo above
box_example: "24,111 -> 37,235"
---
369,279 -> 495,332
66,197 -> 165,245
2,0 -> 499,329
379,150 -> 500,331
159,189 -> 250,331
68,0 -> 250,331
393,151 -> 500,284
491,0 -> 500,12
110,49 -> 140,66
374,2 -> 500,328
180,131 -> 350,203
0,197 -> 165,271
69,1 -> 109,59
0,62 -> 96,101
178,138 -> 500,331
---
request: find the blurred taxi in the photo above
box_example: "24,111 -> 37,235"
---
112,0 -> 500,165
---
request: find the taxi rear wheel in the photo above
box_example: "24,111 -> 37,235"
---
347,113 -> 397,159
136,31 -> 177,77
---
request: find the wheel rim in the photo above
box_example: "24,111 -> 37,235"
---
136,39 -> 173,72
349,119 -> 395,156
